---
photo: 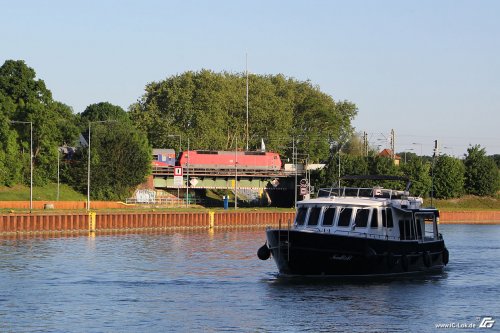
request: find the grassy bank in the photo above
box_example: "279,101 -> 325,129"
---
1,184 -> 498,211
423,195 -> 500,211
0,184 -> 86,201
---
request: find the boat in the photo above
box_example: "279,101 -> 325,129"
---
258,175 -> 449,277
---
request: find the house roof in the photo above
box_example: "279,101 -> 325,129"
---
378,148 -> 401,160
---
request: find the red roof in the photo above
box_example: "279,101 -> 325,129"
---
379,149 -> 401,160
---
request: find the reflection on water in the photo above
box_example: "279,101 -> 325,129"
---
0,225 -> 499,332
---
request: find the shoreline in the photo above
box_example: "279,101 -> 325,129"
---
1,209 -> 499,236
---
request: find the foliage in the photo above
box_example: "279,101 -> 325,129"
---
130,70 -> 357,163
400,157 -> 432,197
0,92 -> 23,186
79,102 -> 132,125
432,155 -> 465,199
65,103 -> 151,200
313,154 -> 406,189
490,154 -> 500,169
0,60 -> 79,187
342,132 -> 366,156
463,145 -> 499,196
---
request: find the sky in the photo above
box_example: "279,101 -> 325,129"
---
2,0 -> 499,156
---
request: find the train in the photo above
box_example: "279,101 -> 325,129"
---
153,149 -> 282,171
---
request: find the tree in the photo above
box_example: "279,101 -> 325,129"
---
314,153 -> 371,189
401,157 -> 432,197
0,60 -> 52,105
66,103 -> 151,200
340,132 -> 365,156
490,154 -> 500,169
432,155 -> 465,199
0,60 -> 79,186
464,145 -> 499,196
0,92 -> 22,186
130,70 -> 357,163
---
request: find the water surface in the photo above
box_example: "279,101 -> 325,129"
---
0,224 -> 499,332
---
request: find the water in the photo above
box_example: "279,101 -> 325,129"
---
0,224 -> 499,332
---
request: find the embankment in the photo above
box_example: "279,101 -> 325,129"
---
0,209 -> 499,235
0,211 -> 296,235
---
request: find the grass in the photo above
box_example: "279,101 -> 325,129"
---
423,195 -> 500,211
0,184 -> 498,212
0,183 -> 86,201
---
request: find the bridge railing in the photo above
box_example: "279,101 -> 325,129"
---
125,197 -> 203,206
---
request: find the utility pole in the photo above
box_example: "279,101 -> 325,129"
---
363,131 -> 368,156
390,129 -> 395,160
431,139 -> 439,207
246,53 -> 249,151
293,137 -> 298,209
11,121 -> 33,213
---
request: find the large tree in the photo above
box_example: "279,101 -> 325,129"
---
0,60 -> 79,186
130,70 -> 357,163
432,155 -> 465,199
65,103 -> 151,200
401,157 -> 432,197
0,92 -> 22,186
463,145 -> 499,196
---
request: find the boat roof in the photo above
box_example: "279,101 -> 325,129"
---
299,196 -> 388,207
299,185 -> 422,208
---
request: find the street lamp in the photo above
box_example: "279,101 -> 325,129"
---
186,137 -> 190,207
11,121 -> 33,213
412,142 -> 423,156
404,148 -> 414,163
443,146 -> 454,157
87,120 -> 116,211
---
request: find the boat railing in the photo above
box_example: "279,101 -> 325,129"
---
317,187 -> 405,200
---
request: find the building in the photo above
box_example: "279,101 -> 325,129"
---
378,148 -> 401,166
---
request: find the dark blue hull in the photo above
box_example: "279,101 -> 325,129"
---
266,229 -> 448,277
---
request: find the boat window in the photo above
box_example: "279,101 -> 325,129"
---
307,207 -> 321,226
322,207 -> 336,226
337,208 -> 352,227
387,209 -> 394,228
354,208 -> 370,228
399,215 -> 413,240
295,206 -> 308,226
370,208 -> 379,228
382,208 -> 394,228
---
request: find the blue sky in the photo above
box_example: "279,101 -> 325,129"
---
2,0 -> 499,156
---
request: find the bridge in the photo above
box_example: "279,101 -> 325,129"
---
151,164 -> 306,190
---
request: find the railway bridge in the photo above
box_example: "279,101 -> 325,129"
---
151,165 -> 306,191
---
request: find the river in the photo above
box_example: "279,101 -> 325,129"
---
0,224 -> 499,332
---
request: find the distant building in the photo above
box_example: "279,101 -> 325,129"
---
378,149 -> 401,166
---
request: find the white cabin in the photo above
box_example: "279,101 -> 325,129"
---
294,187 -> 440,242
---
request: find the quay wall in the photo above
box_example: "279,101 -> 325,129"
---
0,210 -> 498,235
0,211 -> 296,235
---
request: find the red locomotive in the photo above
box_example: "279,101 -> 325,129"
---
177,150 -> 282,171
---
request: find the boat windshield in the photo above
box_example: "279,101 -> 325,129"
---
295,206 -> 308,226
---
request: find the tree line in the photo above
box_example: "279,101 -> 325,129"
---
0,60 -> 150,200
314,143 -> 499,199
0,60 -> 357,200
0,59 -> 498,200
